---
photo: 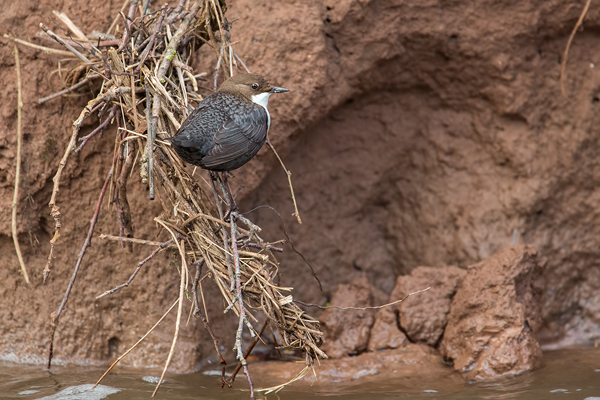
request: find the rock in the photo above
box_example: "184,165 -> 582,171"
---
367,307 -> 408,352
393,265 -> 466,346
320,277 -> 386,358
367,265 -> 465,351
439,245 -> 545,380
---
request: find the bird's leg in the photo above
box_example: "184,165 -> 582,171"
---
221,171 -> 239,221
209,172 -> 235,288
209,171 -> 224,212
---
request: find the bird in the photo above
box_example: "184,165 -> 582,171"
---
167,73 -> 289,172
166,73 -> 289,213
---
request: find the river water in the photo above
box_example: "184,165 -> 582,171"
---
2,346 -> 599,399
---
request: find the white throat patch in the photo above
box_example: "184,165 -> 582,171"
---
251,92 -> 272,129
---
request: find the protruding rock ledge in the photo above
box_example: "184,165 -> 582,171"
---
250,245 -> 545,387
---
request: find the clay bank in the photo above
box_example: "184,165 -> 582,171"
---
1,0 -> 600,395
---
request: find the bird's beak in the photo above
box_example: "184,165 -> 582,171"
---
271,86 -> 289,93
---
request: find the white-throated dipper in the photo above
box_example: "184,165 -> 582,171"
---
167,73 -> 289,172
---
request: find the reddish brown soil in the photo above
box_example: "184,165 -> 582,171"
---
1,0 -> 600,385
440,245 -> 545,380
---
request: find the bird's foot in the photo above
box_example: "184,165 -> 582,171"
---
224,204 -> 240,222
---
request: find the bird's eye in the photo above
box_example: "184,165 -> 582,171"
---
251,83 -> 259,90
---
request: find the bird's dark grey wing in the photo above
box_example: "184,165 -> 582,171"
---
166,94 -> 229,165
176,101 -> 209,134
201,106 -> 268,168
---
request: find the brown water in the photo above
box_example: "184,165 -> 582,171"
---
1,347 -> 600,399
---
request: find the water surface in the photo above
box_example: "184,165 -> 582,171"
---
2,346 -> 600,399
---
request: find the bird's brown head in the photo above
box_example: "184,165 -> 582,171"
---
218,73 -> 288,106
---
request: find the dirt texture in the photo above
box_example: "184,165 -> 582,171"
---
1,0 -> 600,378
440,245 -> 545,380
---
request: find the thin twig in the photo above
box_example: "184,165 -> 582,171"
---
151,237 -> 187,398
228,44 -> 234,77
11,44 -> 29,284
560,0 -> 592,95
75,106 -> 117,153
116,140 -> 136,247
266,140 -> 302,224
137,5 -> 167,73
117,0 -> 139,53
240,242 -> 283,253
142,87 -> 151,186
108,0 -> 130,35
133,0 -> 152,45
233,51 -> 251,73
35,32 -> 121,49
52,10 -> 88,41
166,0 -> 187,24
257,365 -> 311,395
3,34 -> 74,56
39,24 -> 97,68
38,73 -> 101,104
192,259 -> 205,316
191,259 -> 227,368
44,102 -> 93,281
175,62 -> 188,113
214,43 -> 223,90
216,173 -> 237,290
230,215 -> 255,399
48,166 -> 113,368
148,94 -> 160,200
44,88 -> 128,281
228,321 -> 269,385
182,211 -> 256,236
94,298 -> 179,388
245,205 -> 320,291
297,287 -> 431,310
156,1 -> 203,82
96,239 -> 174,299
99,234 -> 172,247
